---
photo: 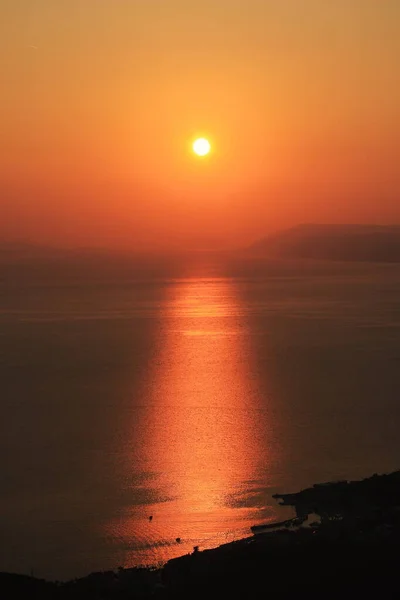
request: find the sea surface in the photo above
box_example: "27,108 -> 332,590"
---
1,258 -> 400,579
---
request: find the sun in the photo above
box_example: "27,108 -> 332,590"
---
193,138 -> 211,157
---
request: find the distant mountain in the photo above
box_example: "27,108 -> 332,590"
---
0,242 -> 71,262
0,242 -> 156,264
249,224 -> 400,262
0,242 -> 204,283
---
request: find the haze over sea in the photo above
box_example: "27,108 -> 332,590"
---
1,257 -> 400,580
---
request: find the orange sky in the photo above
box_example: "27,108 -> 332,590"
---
1,1 -> 399,251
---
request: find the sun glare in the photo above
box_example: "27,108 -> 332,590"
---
193,138 -> 211,157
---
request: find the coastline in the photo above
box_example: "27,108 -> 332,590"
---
3,469 -> 400,598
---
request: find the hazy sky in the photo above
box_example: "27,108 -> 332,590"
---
1,1 -> 399,250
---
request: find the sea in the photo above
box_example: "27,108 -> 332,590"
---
1,256 -> 400,580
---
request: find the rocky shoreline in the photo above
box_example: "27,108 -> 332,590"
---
3,470 -> 400,598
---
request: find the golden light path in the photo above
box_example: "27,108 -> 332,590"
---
110,277 -> 282,567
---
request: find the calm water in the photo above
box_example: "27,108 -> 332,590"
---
1,259 -> 400,579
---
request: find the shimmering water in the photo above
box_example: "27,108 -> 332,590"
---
1,260 -> 400,579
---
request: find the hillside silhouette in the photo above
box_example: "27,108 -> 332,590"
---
250,224 -> 400,262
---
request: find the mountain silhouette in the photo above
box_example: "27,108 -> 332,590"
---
249,224 -> 400,262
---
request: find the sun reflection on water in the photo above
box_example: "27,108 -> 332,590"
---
110,277 -> 279,566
